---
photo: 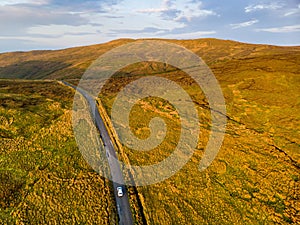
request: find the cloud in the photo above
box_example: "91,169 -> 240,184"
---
27,24 -> 101,37
0,0 -> 298,52
137,8 -> 167,13
230,19 -> 259,29
0,33 -> 109,51
137,0 -> 172,13
0,0 -> 218,52
256,25 -> 300,33
174,2 -> 217,22
107,27 -> 216,40
284,4 -> 300,16
110,27 -> 169,35
137,0 -> 217,22
245,3 -> 283,13
0,5 -> 89,36
0,0 -> 49,6
162,30 -> 216,39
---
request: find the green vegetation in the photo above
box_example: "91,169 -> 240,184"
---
0,80 -> 117,224
0,38 -> 299,224
98,43 -> 300,224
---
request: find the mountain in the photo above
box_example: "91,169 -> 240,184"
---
0,38 -> 299,81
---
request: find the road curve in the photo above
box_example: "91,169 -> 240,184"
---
61,81 -> 134,225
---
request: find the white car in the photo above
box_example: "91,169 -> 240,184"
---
117,186 -> 123,197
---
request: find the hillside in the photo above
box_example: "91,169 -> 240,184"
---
0,38 -> 299,81
0,80 -> 117,224
0,38 -> 300,224
95,40 -> 300,224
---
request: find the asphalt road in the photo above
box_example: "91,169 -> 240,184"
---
62,81 -> 134,225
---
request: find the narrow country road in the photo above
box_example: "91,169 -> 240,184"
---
62,81 -> 134,225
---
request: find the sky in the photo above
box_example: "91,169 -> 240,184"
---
0,0 -> 299,52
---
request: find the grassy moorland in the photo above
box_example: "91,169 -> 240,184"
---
0,80 -> 117,224
0,38 -> 299,224
97,44 -> 300,224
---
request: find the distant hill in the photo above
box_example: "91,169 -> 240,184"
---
0,38 -> 299,80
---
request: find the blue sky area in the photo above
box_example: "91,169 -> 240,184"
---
0,0 -> 299,52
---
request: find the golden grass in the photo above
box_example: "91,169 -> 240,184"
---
98,52 -> 300,224
0,38 -> 299,224
0,80 -> 117,224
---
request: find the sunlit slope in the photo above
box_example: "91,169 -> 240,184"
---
0,38 -> 299,80
99,57 -> 300,224
95,41 -> 300,224
0,80 -> 117,224
0,38 -> 299,224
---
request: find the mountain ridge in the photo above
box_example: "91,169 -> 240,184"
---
0,38 -> 299,80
